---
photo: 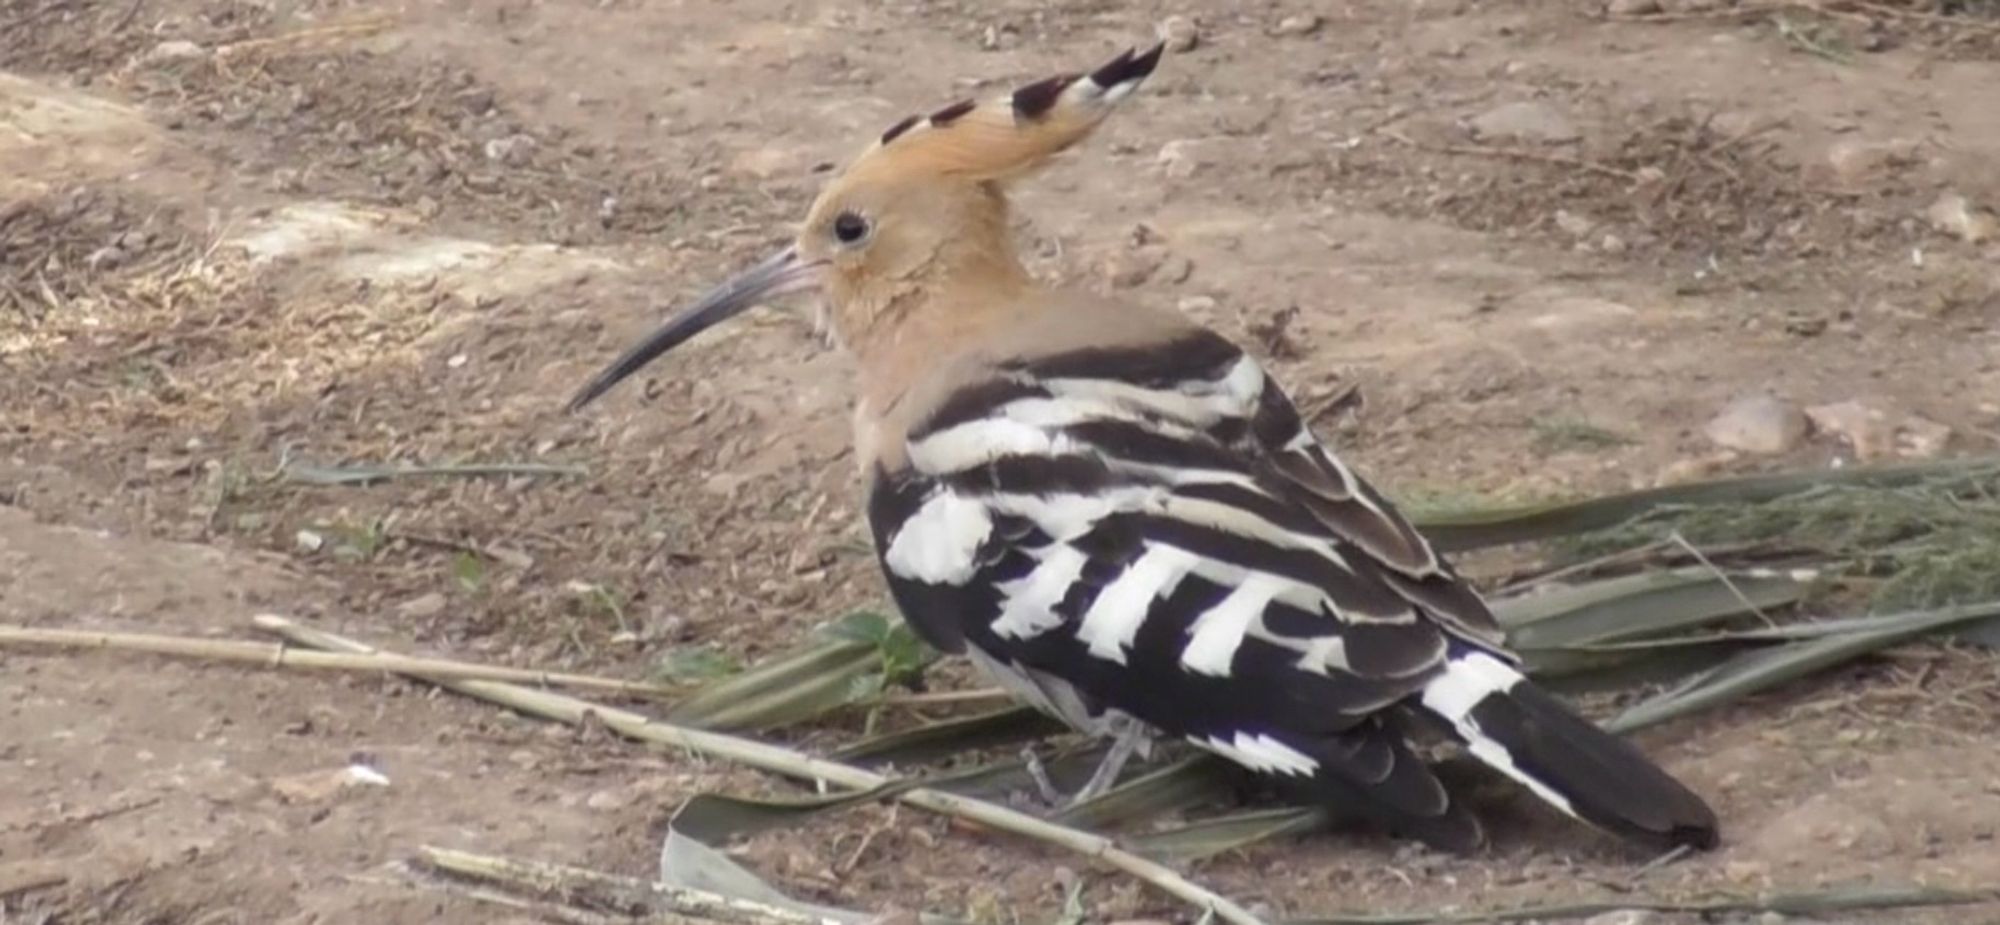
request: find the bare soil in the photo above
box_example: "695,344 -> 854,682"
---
4,1 -> 1999,922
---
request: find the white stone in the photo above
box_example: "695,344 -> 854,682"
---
1704,395 -> 1810,455
1469,101 -> 1581,144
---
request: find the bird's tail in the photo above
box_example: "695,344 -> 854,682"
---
1417,649 -> 1720,850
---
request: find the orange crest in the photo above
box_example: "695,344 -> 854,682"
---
840,43 -> 1166,186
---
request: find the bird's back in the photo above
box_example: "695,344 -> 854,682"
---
863,287 -> 1717,852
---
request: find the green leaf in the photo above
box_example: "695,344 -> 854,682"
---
1532,644 -> 1750,695
1131,807 -> 1330,862
875,621 -> 933,686
660,792 -> 976,925
1055,756 -> 1236,830
817,610 -> 937,693
831,706 -> 1062,768
661,803 -> 876,925
1604,601 -> 2000,735
666,636 -> 879,731
1960,615 -> 2000,648
450,551 -> 487,592
821,610 -> 894,646
917,746 -> 1115,803
1409,458 -> 2000,552
329,517 -> 388,561
846,672 -> 888,703
1529,418 -> 1632,453
1494,568 -> 1814,650
1530,597 -> 2000,687
1056,878 -> 1089,925
669,786 -> 919,844
651,646 -> 742,684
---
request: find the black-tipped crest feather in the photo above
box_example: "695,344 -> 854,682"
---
879,114 -> 922,145
929,99 -> 976,126
1090,42 -> 1164,90
1011,74 -> 1076,119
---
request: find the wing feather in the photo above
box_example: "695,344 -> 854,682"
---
865,325 -> 1512,847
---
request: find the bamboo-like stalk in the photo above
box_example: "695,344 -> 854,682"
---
411,872 -> 624,925
1297,883 -> 1999,924
251,614 -> 1267,925
0,624 -> 671,698
418,846 -> 821,925
872,688 -> 1011,707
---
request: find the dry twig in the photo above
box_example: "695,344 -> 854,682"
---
1850,0 -> 2000,32
212,14 -> 397,58
0,624 -> 673,698
872,688 -> 1010,708
251,614 -> 1267,925
416,846 -> 810,925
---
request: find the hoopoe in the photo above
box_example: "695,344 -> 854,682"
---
569,44 -> 1719,852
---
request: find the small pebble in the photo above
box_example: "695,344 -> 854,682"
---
1926,191 -> 1998,244
482,133 -> 539,166
1098,246 -> 1166,289
1275,14 -> 1321,37
142,40 -> 205,63
1158,15 -> 1200,53
1822,137 -> 1918,187
1580,911 -> 1659,925
1803,401 -> 1952,462
1553,209 -> 1596,238
1899,415 -> 1954,459
397,592 -> 449,619
1469,100 -> 1581,144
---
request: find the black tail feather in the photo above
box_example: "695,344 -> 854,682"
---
1466,680 -> 1719,850
1418,651 -> 1719,851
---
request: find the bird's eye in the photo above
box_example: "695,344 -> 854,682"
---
832,211 -> 871,245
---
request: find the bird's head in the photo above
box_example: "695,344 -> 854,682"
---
566,42 -> 1164,412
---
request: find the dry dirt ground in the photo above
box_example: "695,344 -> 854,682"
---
5,0 -> 2000,922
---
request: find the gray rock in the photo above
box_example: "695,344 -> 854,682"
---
1582,911 -> 1660,925
1822,137 -> 1919,187
1704,395 -> 1810,455
1926,191 -> 1998,244
1275,14 -> 1321,36
143,40 -> 205,63
1554,209 -> 1597,238
1158,15 -> 1200,52
1468,100 -> 1581,144
397,591 -> 449,619
1156,138 -> 1213,179
1806,400 -> 1953,461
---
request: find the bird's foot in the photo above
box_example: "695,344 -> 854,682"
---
1020,745 -> 1065,806
1064,719 -> 1149,808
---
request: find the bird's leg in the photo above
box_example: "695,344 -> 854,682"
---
1020,744 -> 1064,806
1067,718 -> 1150,807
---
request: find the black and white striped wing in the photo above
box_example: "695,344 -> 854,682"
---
865,329 -> 1507,846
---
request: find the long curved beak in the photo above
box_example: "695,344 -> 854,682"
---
565,246 -> 821,412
